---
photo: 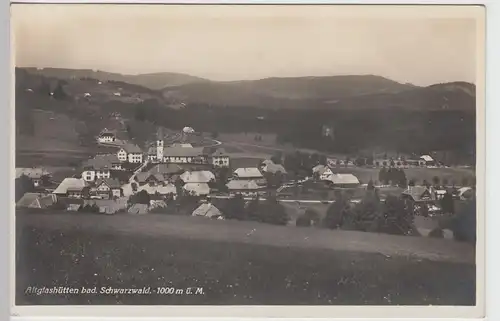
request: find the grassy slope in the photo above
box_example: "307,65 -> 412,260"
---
16,212 -> 475,305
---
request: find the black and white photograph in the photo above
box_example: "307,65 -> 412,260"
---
11,3 -> 484,316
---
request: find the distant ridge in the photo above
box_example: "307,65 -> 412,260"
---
18,67 -> 475,112
21,67 -> 209,90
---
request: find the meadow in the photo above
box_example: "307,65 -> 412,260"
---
16,212 -> 475,305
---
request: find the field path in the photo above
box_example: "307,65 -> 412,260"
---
18,213 -> 474,264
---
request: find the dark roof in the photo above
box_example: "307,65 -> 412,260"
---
211,148 -> 228,156
83,154 -> 120,170
149,163 -> 184,175
100,132 -> 116,137
96,178 -> 122,189
163,147 -> 205,157
99,128 -> 117,136
402,186 -> 436,202
121,143 -> 142,154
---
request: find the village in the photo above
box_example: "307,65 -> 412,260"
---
12,4 -> 483,308
15,122 -> 475,237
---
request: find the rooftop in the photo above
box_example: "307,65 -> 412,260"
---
262,163 -> 287,174
83,154 -> 120,170
183,182 -> 210,196
163,147 -> 205,157
324,173 -> 360,185
53,178 -> 87,194
95,178 -> 122,189
121,143 -> 143,154
180,170 -> 215,183
234,167 -> 264,178
227,180 -> 262,190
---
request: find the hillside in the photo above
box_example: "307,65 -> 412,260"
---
319,83 -> 476,112
17,213 -> 475,305
19,67 -> 475,113
21,67 -> 208,90
161,75 -> 417,108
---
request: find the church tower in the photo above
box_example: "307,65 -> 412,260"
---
156,127 -> 164,162
156,139 -> 164,162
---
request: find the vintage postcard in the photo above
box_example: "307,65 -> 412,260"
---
11,3 -> 485,318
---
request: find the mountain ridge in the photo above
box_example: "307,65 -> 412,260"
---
18,67 -> 475,112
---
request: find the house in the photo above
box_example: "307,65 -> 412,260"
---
192,203 -> 222,218
84,197 -> 128,214
180,170 -> 215,184
66,203 -> 82,212
211,149 -> 230,168
401,186 -> 437,203
183,183 -> 210,196
323,173 -> 360,188
455,187 -> 474,201
135,172 -> 165,186
233,168 -> 266,185
82,155 -> 122,182
260,162 -> 287,175
312,164 -> 329,176
128,203 -> 149,214
183,126 -> 195,134
261,159 -> 274,167
53,178 -> 88,198
95,178 -> 122,199
137,183 -> 177,196
15,168 -> 51,188
118,144 -> 143,163
162,147 -> 208,164
97,129 -> 117,143
149,199 -> 169,211
403,159 -> 426,167
319,167 -> 334,181
226,180 -> 265,197
16,193 -> 57,209
435,189 -> 447,200
420,155 -> 436,167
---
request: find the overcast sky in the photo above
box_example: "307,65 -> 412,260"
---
12,4 -> 483,86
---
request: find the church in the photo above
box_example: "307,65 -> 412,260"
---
147,139 -> 208,165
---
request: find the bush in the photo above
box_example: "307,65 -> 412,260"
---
448,199 -> 476,244
50,201 -> 68,211
342,190 -> 381,231
15,175 -> 35,202
375,195 -> 415,235
296,214 -> 312,227
246,196 -> 289,226
79,204 -> 99,213
335,190 -> 416,236
223,194 -> 246,220
305,208 -> 321,225
428,228 -> 444,238
323,192 -> 352,229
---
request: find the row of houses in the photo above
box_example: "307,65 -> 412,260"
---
325,155 -> 439,168
52,177 -> 123,199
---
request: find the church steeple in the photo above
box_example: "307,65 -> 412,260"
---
156,127 -> 164,162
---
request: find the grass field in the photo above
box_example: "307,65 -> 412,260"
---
219,132 -> 280,147
15,212 -> 475,305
